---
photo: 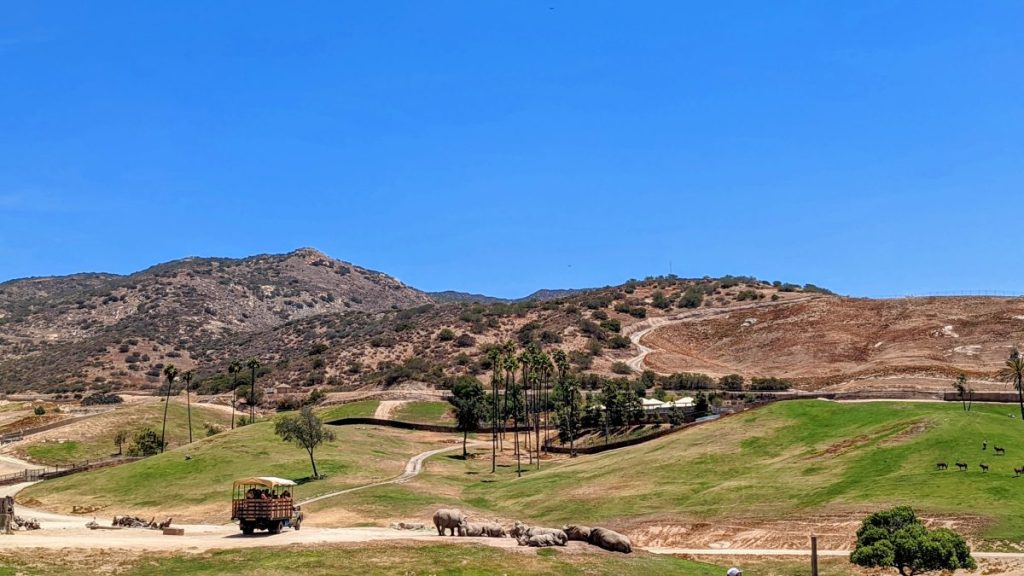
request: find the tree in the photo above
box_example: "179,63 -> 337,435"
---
952,374 -> 967,411
850,506 -> 975,575
113,429 -> 129,455
999,349 -> 1024,420
160,365 -> 178,453
247,358 -> 261,422
182,370 -> 194,444
274,406 -> 336,479
451,378 -> 486,458
127,428 -> 163,457
487,347 -> 502,473
694,391 -> 710,417
554,374 -> 582,457
228,359 -> 242,429
719,374 -> 744,391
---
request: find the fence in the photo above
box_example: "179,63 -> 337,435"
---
0,456 -> 142,486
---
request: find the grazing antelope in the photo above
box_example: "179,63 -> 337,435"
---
1014,466 -> 1023,477
936,462 -> 948,470
995,446 -> 1006,455
956,462 -> 968,471
980,463 -> 990,472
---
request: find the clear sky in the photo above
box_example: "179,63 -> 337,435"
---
1,2 -> 1021,298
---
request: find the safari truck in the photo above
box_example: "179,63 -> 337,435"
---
231,477 -> 303,534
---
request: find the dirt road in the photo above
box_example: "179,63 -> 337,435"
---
0,441 -> 481,551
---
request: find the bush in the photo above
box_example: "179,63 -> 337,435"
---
651,291 -> 672,310
850,506 -> 975,574
718,374 -> 744,391
660,372 -> 715,390
127,428 -> 163,456
438,328 -> 456,342
308,343 -> 329,355
600,319 -> 622,333
749,376 -> 792,391
611,362 -> 632,375
455,333 -> 476,348
33,405 -> 45,416
735,289 -> 763,301
80,393 -> 123,406
578,319 -> 606,341
678,287 -> 704,309
204,423 -> 225,437
591,310 -> 609,321
607,335 -> 630,349
569,350 -> 593,370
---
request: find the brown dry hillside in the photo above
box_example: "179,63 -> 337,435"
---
642,295 -> 1024,392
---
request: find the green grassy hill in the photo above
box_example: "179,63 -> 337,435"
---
18,420 -> 441,523
340,401 -> 1024,546
22,400 -> 1024,547
18,400 -> 232,465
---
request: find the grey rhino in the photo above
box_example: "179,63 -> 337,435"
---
562,524 -> 592,542
589,527 -> 632,553
432,508 -> 466,536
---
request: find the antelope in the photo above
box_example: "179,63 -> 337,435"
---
1014,466 -> 1023,477
936,462 -> 948,470
995,446 -> 1006,455
980,463 -> 990,473
956,462 -> 968,471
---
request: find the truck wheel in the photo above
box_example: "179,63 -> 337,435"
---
293,520 -> 301,531
268,521 -> 282,535
241,522 -> 254,535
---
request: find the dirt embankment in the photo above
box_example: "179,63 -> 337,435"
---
635,296 -> 1024,394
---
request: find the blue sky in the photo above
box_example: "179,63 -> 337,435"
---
1,2 -> 1021,298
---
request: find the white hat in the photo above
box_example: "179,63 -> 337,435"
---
727,568 -> 742,576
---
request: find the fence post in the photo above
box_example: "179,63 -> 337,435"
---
810,533 -> 819,576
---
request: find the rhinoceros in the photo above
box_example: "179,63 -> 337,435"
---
432,508 -> 466,536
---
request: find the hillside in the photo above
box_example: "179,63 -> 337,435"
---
641,295 -> 1024,393
0,248 -> 431,392
2,248 -> 1021,398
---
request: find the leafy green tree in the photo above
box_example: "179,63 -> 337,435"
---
127,428 -> 163,457
850,506 -> 975,575
999,349 -> 1024,420
247,357 -> 261,422
274,406 -> 336,479
952,373 -> 967,411
451,378 -> 486,458
694,391 -> 710,416
719,374 -> 744,391
160,365 -> 178,453
228,360 -> 242,429
602,383 -> 643,427
113,429 -> 129,455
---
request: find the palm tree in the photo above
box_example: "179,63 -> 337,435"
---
487,348 -> 502,473
518,347 -> 534,465
247,358 -> 261,423
536,350 -> 553,463
160,365 -> 178,453
228,360 -> 242,429
999,349 -> 1024,420
182,370 -> 195,444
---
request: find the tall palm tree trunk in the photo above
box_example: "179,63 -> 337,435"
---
186,381 -> 192,444
160,380 -> 172,453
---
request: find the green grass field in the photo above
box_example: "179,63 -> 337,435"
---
19,401 -> 233,465
0,543 -> 725,576
127,543 -> 725,576
394,401 -> 453,424
332,401 -> 1024,545
319,400 -> 380,421
18,420 -> 440,522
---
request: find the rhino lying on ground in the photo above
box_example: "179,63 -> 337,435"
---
562,524 -> 592,542
588,526 -> 632,553
458,521 -> 506,537
432,508 -> 466,536
511,521 -> 567,546
517,532 -> 567,547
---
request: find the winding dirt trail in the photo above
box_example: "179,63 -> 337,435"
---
624,296 -> 822,374
373,400 -> 409,420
